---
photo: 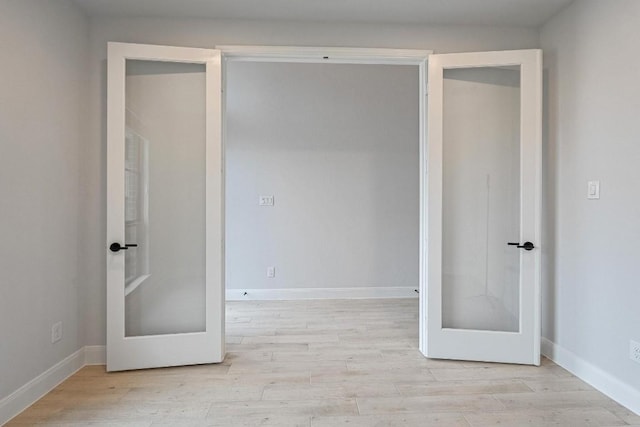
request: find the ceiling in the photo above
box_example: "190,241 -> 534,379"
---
72,0 -> 573,28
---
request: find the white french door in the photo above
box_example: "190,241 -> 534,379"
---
425,49 -> 542,365
106,42 -> 224,371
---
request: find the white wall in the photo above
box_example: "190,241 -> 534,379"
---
0,0 -> 89,401
225,62 -> 418,291
83,16 -> 539,345
540,0 -> 640,402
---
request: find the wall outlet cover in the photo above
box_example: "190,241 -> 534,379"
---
51,321 -> 63,344
631,340 -> 640,364
266,266 -> 276,278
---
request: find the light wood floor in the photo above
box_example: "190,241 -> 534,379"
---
7,299 -> 640,426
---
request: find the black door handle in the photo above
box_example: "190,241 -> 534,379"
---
507,241 -> 535,251
109,243 -> 138,253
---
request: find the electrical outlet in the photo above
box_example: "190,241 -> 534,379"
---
631,340 -> 640,364
51,321 -> 63,344
266,266 -> 276,278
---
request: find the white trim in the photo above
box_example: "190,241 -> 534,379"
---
542,338 -> 640,416
226,287 -> 419,301
217,45 -> 433,65
0,348 -> 85,425
418,55 -> 428,357
84,345 -> 107,365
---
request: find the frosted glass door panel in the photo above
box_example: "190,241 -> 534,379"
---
441,66 -> 521,333
124,60 -> 206,337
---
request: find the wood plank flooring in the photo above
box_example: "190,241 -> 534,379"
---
7,299 -> 640,426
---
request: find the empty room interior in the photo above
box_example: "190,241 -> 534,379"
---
1,0 -> 639,426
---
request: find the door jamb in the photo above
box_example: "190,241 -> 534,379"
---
217,45 -> 433,356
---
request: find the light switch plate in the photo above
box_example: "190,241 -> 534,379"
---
259,195 -> 274,206
587,181 -> 600,199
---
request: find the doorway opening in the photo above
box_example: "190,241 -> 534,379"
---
220,47 -> 430,355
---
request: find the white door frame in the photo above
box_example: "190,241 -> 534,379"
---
217,45 -> 432,356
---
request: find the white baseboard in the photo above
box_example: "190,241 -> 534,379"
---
226,286 -> 419,301
84,345 -> 106,365
542,337 -> 640,416
0,348 -> 85,426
